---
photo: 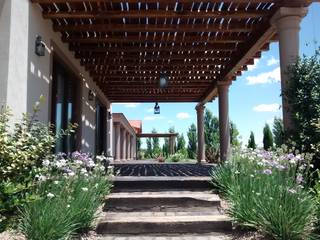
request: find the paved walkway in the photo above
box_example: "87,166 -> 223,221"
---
112,161 -> 215,177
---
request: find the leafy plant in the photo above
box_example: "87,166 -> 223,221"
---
168,152 -> 185,163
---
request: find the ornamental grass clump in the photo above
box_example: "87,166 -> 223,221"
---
211,148 -> 318,240
19,153 -> 113,240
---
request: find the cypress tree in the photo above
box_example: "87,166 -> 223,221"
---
263,124 -> 274,150
247,131 -> 257,149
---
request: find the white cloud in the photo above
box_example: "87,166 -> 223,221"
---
247,67 -> 280,85
176,112 -> 191,119
267,56 -> 279,66
253,103 -> 280,112
247,59 -> 260,71
146,108 -> 154,113
114,103 -> 141,108
168,120 -> 174,124
144,115 -> 165,121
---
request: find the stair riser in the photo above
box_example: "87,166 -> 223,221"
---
104,197 -> 220,212
96,221 -> 232,234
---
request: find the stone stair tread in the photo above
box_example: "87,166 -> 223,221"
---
99,213 -> 231,223
107,191 -> 219,201
105,211 -> 222,218
95,233 -> 232,240
112,176 -> 211,181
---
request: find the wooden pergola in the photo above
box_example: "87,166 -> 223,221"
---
32,0 -> 309,103
31,0 -> 311,162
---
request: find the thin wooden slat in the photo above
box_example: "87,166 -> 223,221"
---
53,23 -> 254,33
70,43 -> 237,53
43,9 -> 269,20
62,35 -> 248,44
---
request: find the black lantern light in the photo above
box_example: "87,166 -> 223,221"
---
154,102 -> 160,114
88,90 -> 95,101
35,36 -> 45,56
159,72 -> 169,88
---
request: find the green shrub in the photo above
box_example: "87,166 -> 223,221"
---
168,151 -> 186,162
211,149 -> 318,240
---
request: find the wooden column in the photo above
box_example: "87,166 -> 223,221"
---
196,104 -> 206,163
218,81 -> 231,162
115,123 -> 121,160
271,7 -> 308,135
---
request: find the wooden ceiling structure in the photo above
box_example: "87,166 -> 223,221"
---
31,0 -> 311,103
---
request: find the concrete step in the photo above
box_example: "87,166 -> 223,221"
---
96,213 -> 232,234
104,191 -> 221,212
112,176 -> 212,191
95,233 -> 232,240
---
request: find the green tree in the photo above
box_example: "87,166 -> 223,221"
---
273,117 -> 284,147
187,123 -> 197,159
247,131 -> 257,149
151,128 -> 161,157
177,133 -> 186,152
263,124 -> 274,150
285,48 -> 320,164
230,121 -> 240,146
204,109 -> 219,150
146,137 -> 152,159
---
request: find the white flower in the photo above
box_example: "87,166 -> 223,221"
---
81,187 -> 88,192
68,171 -> 75,177
67,204 -> 70,208
38,175 -> 47,182
80,168 -> 87,174
54,181 -> 59,185
87,160 -> 95,168
42,159 -> 50,167
47,193 -> 55,198
99,165 -> 105,171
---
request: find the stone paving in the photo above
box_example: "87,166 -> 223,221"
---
112,162 -> 215,177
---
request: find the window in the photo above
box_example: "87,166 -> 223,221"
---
51,57 -> 81,153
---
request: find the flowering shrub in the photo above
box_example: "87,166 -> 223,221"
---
211,148 -> 318,240
19,153 -> 113,240
0,101 -> 76,229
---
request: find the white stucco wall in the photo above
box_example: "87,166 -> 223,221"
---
1,0 -> 112,153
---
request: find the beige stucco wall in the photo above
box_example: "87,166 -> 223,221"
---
0,0 -> 111,153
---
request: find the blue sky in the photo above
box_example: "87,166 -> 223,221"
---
113,3 -> 320,147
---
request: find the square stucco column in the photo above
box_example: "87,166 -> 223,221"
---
114,123 -> 121,160
271,7 -> 308,135
121,128 -> 127,160
0,0 -> 29,118
131,136 -> 135,160
218,81 -> 231,162
196,104 -> 206,163
106,102 -> 113,159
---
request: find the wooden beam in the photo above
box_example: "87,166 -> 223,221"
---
62,35 -> 248,44
44,10 -> 269,20
53,23 -> 253,33
91,73 -> 219,79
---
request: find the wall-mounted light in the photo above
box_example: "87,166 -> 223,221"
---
107,111 -> 112,120
159,72 -> 169,88
154,102 -> 160,114
35,36 -> 45,56
88,90 -> 95,101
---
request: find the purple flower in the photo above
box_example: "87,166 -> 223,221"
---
296,174 -> 304,184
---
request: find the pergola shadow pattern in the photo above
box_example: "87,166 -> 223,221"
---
113,163 -> 214,177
